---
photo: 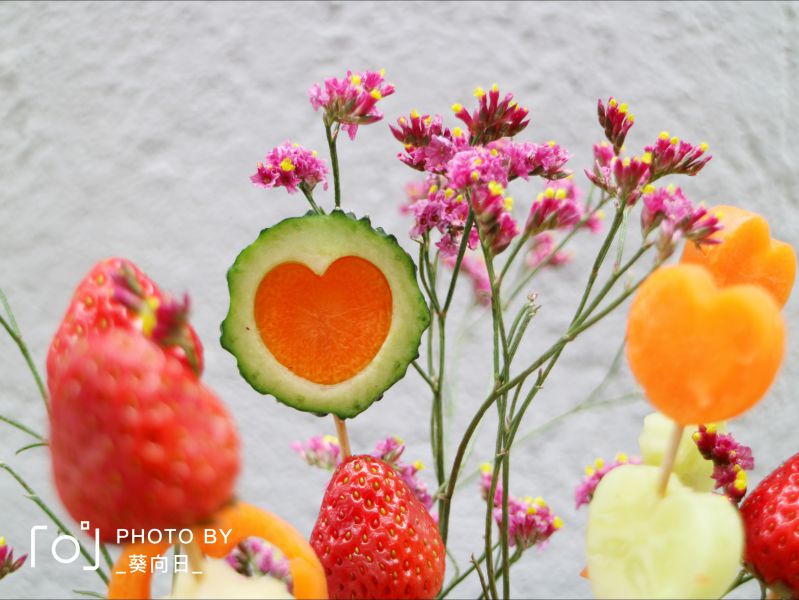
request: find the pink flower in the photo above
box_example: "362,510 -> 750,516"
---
479,464 -> 563,550
525,183 -> 583,235
640,185 -> 723,259
597,97 -> 634,154
452,84 -> 530,144
693,425 -> 754,504
308,69 -> 395,139
400,180 -> 429,214
371,436 -> 434,512
0,538 -> 26,581
593,141 -> 616,170
640,184 -> 695,234
470,181 -> 519,254
526,233 -> 572,270
390,112 -> 467,173
585,155 -> 650,205
492,140 -> 571,182
445,147 -> 509,190
397,462 -> 434,512
226,537 -> 293,592
574,453 -> 642,509
291,435 -> 341,470
373,435 -> 406,466
644,132 -> 711,180
250,142 -> 329,194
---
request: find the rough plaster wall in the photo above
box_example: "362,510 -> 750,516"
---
0,1 -> 797,597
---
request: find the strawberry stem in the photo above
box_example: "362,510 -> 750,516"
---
113,266 -> 202,375
334,416 -> 351,459
657,422 -> 685,496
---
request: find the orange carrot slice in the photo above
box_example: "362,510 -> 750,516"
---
681,205 -> 796,307
107,502 -> 327,599
255,256 -> 392,384
626,264 -> 785,424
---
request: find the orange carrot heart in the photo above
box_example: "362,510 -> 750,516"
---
626,264 -> 785,424
681,205 -> 796,307
107,501 -> 327,600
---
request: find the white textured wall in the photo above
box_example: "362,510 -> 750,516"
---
1,1 -> 797,598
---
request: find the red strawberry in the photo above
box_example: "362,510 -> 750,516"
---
49,329 -> 239,542
310,455 -> 445,599
740,451 -> 799,597
47,257 -> 204,382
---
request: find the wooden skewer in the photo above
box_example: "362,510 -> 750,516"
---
183,539 -> 205,582
334,415 -> 352,459
657,422 -> 685,496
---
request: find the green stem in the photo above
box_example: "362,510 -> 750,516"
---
571,206 -> 625,322
500,443 -> 511,599
411,360 -> 436,391
437,543 -> 500,599
504,199 -> 608,307
498,230 -> 531,284
471,554 -> 491,600
434,308 -> 447,515
442,210 -> 476,314
0,312 -> 50,415
324,120 -> 342,209
16,441 -> 48,455
452,392 -> 641,494
724,569 -> 754,596
439,391 -> 495,545
300,186 -> 325,215
613,205 -> 632,272
1,463 -> 109,584
1,414 -> 45,441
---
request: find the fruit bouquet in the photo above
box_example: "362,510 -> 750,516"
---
1,68 -> 796,599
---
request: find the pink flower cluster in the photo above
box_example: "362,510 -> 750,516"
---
404,176 -> 478,256
480,465 -> 563,550
226,537 -> 293,592
390,112 -> 468,173
291,435 -> 341,470
641,185 -> 723,259
470,181 -> 520,255
693,424 -> 754,504
453,84 -> 531,144
394,86 -> 573,265
525,179 -> 598,235
574,453 -> 641,509
585,155 -> 650,206
491,139 -> 571,182
309,69 -> 395,139
250,142 -> 329,194
645,132 -> 711,180
0,538 -> 26,581
597,97 -> 634,154
371,436 -> 434,512
292,435 -> 433,512
445,146 -> 510,190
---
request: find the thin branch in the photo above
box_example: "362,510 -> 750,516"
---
1,414 -> 45,441
0,312 -> 50,414
0,462 -> 109,584
411,360 -> 436,391
16,441 -> 48,455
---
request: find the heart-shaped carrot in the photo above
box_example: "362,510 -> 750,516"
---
681,205 -> 796,307
106,501 -> 327,599
255,256 -> 392,385
627,264 -> 785,424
